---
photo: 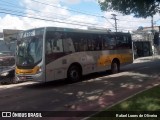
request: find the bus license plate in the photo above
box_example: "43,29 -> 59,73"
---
20,76 -> 26,81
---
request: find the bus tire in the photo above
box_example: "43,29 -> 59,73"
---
67,65 -> 81,82
111,60 -> 120,74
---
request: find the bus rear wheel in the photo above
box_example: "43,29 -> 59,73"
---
111,61 -> 120,74
67,65 -> 81,82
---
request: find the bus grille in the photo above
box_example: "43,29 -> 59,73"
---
18,75 -> 33,81
26,76 -> 33,80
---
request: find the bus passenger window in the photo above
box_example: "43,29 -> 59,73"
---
63,38 -> 75,52
80,39 -> 87,51
115,35 -> 131,49
109,37 -> 116,49
80,39 -> 83,51
68,38 -> 75,52
88,39 -> 94,51
45,31 -> 64,54
103,36 -> 110,50
94,35 -> 102,50
116,36 -> 123,48
52,39 -> 63,52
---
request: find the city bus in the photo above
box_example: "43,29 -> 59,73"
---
15,27 -> 133,82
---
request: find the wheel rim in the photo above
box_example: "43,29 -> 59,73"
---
70,69 -> 79,80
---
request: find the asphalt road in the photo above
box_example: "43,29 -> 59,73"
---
0,57 -> 160,120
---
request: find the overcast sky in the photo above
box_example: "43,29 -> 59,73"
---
0,0 -> 159,32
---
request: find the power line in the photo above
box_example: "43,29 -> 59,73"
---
30,0 -> 103,18
3,0 -> 151,24
0,1 -> 107,28
0,7 -> 104,27
0,0 -> 153,31
0,1 -> 73,20
0,0 -> 107,21
0,8 -> 148,31
0,11 -> 107,29
0,10 -> 134,31
0,0 -> 81,24
0,0 -> 128,29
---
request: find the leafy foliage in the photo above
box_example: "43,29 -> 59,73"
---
98,0 -> 160,18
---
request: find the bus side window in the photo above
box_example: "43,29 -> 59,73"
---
116,35 -> 131,49
63,33 -> 75,53
88,39 -> 94,51
73,33 -> 86,52
98,36 -> 102,50
103,35 -> 116,50
94,35 -> 102,51
69,33 -> 81,52
54,39 -> 63,52
82,39 -> 88,51
45,31 -> 64,53
103,35 -> 110,50
122,36 -> 127,47
116,35 -> 123,48
80,39 -> 84,51
124,35 -> 132,48
63,37 -> 75,53
73,42 -> 79,52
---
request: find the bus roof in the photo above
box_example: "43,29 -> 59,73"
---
45,27 -> 130,35
24,27 -> 131,35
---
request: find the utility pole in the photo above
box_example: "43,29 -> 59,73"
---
151,16 -> 156,57
151,16 -> 154,32
111,14 -> 118,32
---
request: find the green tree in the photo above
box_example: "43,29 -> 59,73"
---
98,0 -> 160,18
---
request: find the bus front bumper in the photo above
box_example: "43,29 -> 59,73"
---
16,72 -> 44,82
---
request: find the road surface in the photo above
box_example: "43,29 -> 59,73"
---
0,56 -> 160,120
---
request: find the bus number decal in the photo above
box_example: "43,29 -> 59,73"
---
23,30 -> 35,37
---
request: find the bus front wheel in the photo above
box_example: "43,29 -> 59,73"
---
111,61 -> 120,74
67,65 -> 81,82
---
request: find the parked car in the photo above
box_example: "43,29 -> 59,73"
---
0,67 -> 15,84
0,41 -> 16,84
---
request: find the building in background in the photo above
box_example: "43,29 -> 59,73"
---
132,26 -> 160,59
132,31 -> 152,58
143,26 -> 160,55
3,29 -> 23,42
143,26 -> 160,32
2,29 -> 23,53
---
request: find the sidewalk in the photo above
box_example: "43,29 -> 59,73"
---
133,55 -> 160,63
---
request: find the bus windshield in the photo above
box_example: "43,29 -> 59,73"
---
16,28 -> 44,68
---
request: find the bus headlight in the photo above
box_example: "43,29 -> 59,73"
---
36,66 -> 42,74
1,71 -> 9,77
